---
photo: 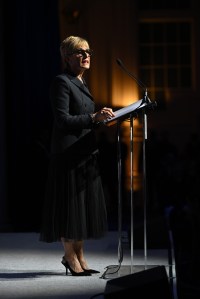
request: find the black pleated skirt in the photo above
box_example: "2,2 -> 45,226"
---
39,150 -> 108,242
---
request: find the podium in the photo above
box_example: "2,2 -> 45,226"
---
100,97 -> 157,279
102,98 -> 146,126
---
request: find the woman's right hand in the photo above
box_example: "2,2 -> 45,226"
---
93,107 -> 115,123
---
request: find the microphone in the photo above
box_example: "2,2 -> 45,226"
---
116,58 -> 146,92
116,58 -> 153,105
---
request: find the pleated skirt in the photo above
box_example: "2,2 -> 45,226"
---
39,150 -> 108,242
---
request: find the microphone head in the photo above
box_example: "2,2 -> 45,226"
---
116,58 -> 122,66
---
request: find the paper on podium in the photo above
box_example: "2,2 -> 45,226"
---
102,98 -> 147,126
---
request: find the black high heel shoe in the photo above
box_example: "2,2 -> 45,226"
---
61,258 -> 91,276
81,268 -> 100,274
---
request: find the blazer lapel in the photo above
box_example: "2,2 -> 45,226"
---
67,74 -> 93,99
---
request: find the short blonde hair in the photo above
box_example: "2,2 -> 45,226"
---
60,36 -> 89,61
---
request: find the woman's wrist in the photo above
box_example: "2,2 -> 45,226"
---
90,113 -> 96,123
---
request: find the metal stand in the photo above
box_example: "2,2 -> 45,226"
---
130,115 -> 134,272
100,99 -> 157,279
126,108 -> 149,272
117,120 -> 123,267
142,109 -> 148,268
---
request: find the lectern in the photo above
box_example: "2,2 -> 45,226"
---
100,97 -> 157,279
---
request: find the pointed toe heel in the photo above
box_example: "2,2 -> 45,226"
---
61,259 -> 91,276
82,268 -> 100,274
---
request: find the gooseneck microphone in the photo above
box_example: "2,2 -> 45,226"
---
116,58 -> 153,105
116,58 -> 147,92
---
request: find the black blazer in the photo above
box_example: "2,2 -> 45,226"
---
50,72 -> 97,157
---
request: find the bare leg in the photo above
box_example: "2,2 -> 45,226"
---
73,240 -> 100,273
73,240 -> 89,270
61,238 -> 99,274
61,238 -> 84,273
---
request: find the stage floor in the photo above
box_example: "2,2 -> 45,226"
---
0,231 -> 177,299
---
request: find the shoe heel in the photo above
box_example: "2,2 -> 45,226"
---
61,258 -> 91,276
61,260 -> 68,275
65,266 -> 69,275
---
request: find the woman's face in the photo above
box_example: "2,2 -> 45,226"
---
66,43 -> 92,75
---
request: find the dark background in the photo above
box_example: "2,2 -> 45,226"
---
1,1 -> 200,297
0,0 -> 61,230
1,0 -> 200,232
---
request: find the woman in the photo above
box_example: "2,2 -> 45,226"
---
39,36 -> 115,276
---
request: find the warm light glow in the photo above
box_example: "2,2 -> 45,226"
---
111,74 -> 140,107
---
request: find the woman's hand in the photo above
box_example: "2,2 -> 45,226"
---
93,107 -> 115,123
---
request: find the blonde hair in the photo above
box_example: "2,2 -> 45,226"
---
60,36 -> 89,61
